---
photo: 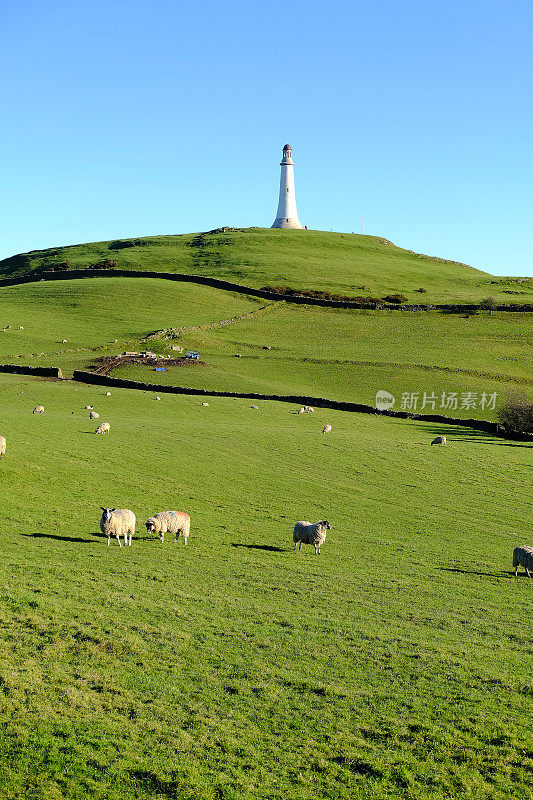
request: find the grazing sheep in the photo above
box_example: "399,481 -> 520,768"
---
202,402 -> 209,406
431,436 -> 447,446
95,422 -> 110,434
99,507 -> 135,547
33,405 -> 45,414
145,511 -> 190,545
298,407 -> 306,415
305,406 -> 314,413
0,436 -> 6,458
105,392 -> 111,396
322,424 -> 332,433
84,405 -> 93,410
251,404 -> 259,409
293,520 -> 332,555
513,545 -> 533,578
155,396 -> 161,400
89,411 -> 99,420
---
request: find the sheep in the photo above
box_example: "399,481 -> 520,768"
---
89,411 -> 100,420
145,511 -> 190,545
251,404 -> 259,409
33,405 -> 45,414
293,520 -> 332,555
155,396 -> 161,400
0,436 -> 6,458
99,507 -> 135,547
95,422 -> 110,434
202,402 -> 209,406
322,424 -> 332,433
85,405 -> 94,410
513,545 -> 533,578
305,406 -> 314,413
431,436 -> 447,445
298,407 -> 305,414
105,392 -> 111,396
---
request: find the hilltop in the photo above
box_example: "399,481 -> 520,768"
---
1,227 -> 531,304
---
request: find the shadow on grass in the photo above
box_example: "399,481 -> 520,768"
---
21,533 -> 98,544
412,422 -> 532,447
232,543 -> 286,553
438,567 -> 515,579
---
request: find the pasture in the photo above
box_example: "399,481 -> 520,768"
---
0,373 -> 531,799
0,278 -> 531,420
2,227 -> 532,304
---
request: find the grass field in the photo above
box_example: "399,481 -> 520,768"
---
2,228 -> 532,304
0,373 -> 531,799
1,278 -> 530,421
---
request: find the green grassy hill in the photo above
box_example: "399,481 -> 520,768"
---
0,230 -> 531,797
0,373 -> 531,799
0,278 -> 531,420
1,227 -> 532,304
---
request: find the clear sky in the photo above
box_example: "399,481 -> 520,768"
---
1,0 -> 531,276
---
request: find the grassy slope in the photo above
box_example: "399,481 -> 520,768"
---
1,278 -> 530,420
1,228 -> 532,304
0,373 -> 531,799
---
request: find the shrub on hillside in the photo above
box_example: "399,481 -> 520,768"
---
497,393 -> 533,434
260,285 -> 383,304
50,260 -> 71,272
90,259 -> 118,270
480,296 -> 498,313
382,294 -> 408,304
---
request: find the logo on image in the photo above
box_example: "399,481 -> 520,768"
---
375,390 -> 396,410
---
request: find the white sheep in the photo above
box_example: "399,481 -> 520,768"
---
202,402 -> 209,407
85,405 -> 93,410
33,405 -> 45,414
298,407 -> 305,414
105,392 -> 111,396
293,520 -> 332,555
95,422 -> 110,434
322,424 -> 332,433
155,396 -> 161,401
0,436 -> 6,458
89,411 -> 100,420
431,436 -> 447,445
513,545 -> 533,578
145,511 -> 190,544
305,406 -> 314,413
251,404 -> 259,409
100,507 -> 135,547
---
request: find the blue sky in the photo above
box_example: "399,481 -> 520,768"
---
1,0 -> 531,276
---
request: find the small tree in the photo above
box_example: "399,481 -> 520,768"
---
497,393 -> 533,434
479,296 -> 498,314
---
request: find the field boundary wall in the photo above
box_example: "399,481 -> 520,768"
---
72,369 -> 532,441
0,364 -> 63,378
0,269 -> 532,312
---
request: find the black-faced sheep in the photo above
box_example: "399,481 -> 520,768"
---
95,422 -> 110,434
293,520 -> 331,555
0,436 -> 5,458
431,436 -> 447,445
322,424 -> 332,433
513,545 -> 533,578
100,507 -> 136,547
145,511 -> 190,544
33,405 -> 44,414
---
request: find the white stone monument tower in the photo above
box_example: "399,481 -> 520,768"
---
271,144 -> 304,229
